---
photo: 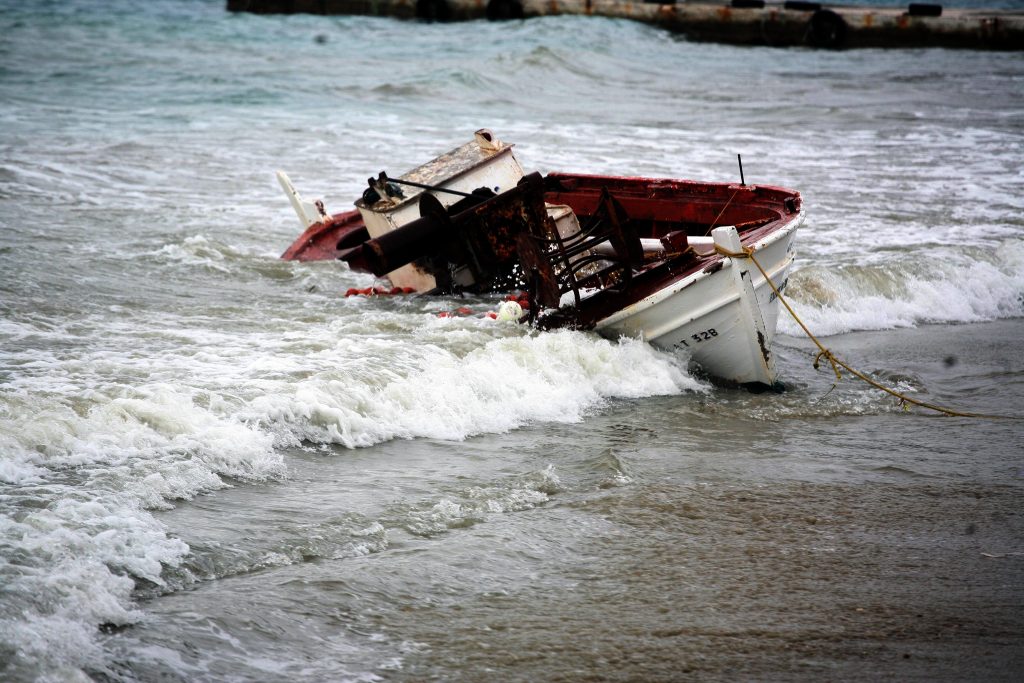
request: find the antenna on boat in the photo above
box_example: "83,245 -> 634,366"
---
737,154 -> 746,186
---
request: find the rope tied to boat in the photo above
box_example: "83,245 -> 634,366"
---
713,244 -> 1016,420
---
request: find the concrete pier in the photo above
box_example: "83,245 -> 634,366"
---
226,0 -> 1024,49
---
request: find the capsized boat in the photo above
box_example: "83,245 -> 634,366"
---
279,130 -> 805,388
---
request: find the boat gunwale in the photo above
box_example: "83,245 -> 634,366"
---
535,173 -> 803,330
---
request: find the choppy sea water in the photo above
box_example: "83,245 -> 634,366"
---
2,1 -> 1023,681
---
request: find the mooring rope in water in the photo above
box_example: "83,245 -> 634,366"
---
713,244 -> 1016,419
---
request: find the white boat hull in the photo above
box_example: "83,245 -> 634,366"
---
593,214 -> 803,386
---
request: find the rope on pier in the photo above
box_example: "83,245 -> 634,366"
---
714,244 -> 1017,420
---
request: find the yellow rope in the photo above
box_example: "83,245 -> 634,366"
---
713,244 -> 1014,419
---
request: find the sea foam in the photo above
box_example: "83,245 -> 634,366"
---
246,329 -> 706,449
781,239 -> 1024,337
0,314 -> 702,679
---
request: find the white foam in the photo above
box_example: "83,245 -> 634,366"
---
245,330 -> 705,449
0,493 -> 189,678
3,386 -> 283,494
404,465 -> 563,537
780,239 -> 1024,337
0,378 -> 285,677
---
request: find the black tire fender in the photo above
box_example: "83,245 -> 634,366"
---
416,0 -> 450,21
807,9 -> 848,49
486,0 -> 524,20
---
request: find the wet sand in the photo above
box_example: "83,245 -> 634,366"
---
392,481 -> 1023,681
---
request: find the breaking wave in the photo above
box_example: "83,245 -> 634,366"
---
245,329 -> 705,449
0,323 -> 702,679
781,239 -> 1024,337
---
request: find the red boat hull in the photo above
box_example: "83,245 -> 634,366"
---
281,173 -> 800,266
280,209 -> 368,262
